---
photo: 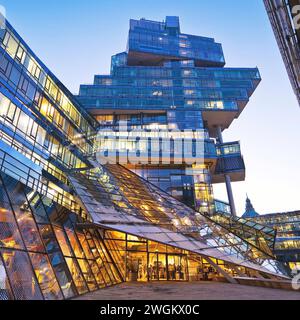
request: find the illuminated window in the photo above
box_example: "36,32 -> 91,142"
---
186,100 -> 194,106
152,90 -> 163,96
53,226 -> 73,257
184,90 -> 194,96
4,33 -> 18,58
16,45 -> 26,64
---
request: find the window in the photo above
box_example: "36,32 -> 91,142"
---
45,77 -> 51,91
50,84 -> 58,100
0,56 -> 8,73
40,97 -> 49,116
34,65 -> 41,80
5,33 -> 19,58
57,144 -> 64,159
34,90 -> 41,106
35,126 -> 46,147
21,77 -> 29,93
43,133 -> 51,149
26,82 -> 36,100
27,58 -> 40,80
9,66 -> 21,86
6,103 -> 16,121
46,104 -> 55,120
0,94 -> 11,117
16,45 -> 26,64
56,90 -> 62,104
30,121 -> 38,138
29,253 -> 63,300
1,249 -> 43,300
16,111 -> 30,134
55,113 -> 64,128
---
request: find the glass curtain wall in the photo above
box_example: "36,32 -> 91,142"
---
103,229 -> 260,283
0,173 -> 122,300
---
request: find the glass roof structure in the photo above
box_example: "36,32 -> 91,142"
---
68,161 -> 286,279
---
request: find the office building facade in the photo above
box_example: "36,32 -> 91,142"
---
264,0 -> 300,105
245,209 -> 300,275
77,17 -> 261,217
0,16 -> 290,300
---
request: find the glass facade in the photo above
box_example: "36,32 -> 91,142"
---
77,16 -> 260,214
0,15 -> 291,300
264,0 -> 300,106
0,172 -> 122,300
248,211 -> 300,275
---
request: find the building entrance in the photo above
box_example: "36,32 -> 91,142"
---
148,253 -> 188,281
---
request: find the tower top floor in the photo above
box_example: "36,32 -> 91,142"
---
127,16 -> 225,67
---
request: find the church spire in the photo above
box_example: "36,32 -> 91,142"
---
242,195 -> 259,218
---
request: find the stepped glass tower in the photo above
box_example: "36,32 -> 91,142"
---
0,14 -> 289,300
77,16 -> 261,217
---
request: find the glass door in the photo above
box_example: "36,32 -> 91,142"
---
148,253 -> 167,281
167,255 -> 188,281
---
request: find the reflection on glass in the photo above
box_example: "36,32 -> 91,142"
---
0,257 -> 14,300
53,226 -> 73,257
49,252 -> 77,299
1,249 -> 42,300
26,192 -> 49,223
29,253 -> 63,300
76,232 -> 94,259
77,259 -> 97,291
88,260 -> 105,288
13,203 -> 44,252
0,204 -> 24,250
64,228 -> 84,258
38,224 -> 60,253
65,257 -> 88,294
96,257 -> 112,286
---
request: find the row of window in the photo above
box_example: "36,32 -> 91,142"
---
84,97 -> 238,110
80,86 -> 248,100
0,26 -> 95,141
112,67 -> 259,80
129,32 -> 224,62
0,92 -> 86,171
0,49 -> 93,156
91,78 -> 254,92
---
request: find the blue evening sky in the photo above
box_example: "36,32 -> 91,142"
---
2,0 -> 300,215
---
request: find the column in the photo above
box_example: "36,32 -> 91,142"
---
216,126 -> 237,217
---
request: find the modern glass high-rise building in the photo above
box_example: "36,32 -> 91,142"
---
0,15 -> 291,300
77,16 -> 261,217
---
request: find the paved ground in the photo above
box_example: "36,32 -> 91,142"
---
75,281 -> 300,300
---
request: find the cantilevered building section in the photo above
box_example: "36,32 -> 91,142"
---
77,16 -> 261,217
0,15 -> 291,301
264,0 -> 300,105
